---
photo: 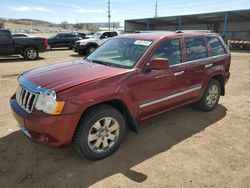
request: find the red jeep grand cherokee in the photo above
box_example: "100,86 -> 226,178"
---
10,31 -> 231,160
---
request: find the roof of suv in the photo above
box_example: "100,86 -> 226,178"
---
120,31 -> 219,41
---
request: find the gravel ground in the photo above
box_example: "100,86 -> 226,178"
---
0,50 -> 249,188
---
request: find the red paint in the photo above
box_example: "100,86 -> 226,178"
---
10,32 -> 231,147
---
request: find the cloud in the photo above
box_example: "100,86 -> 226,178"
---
71,5 -> 106,13
9,6 -> 52,12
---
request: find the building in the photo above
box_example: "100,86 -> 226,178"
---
124,9 -> 250,41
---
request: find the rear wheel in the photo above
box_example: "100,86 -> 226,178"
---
73,105 -> 126,160
23,47 -> 38,60
47,44 -> 52,51
196,79 -> 221,111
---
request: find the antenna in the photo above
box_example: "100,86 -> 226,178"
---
155,0 -> 158,17
107,0 -> 111,31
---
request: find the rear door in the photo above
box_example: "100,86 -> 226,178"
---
138,38 -> 190,118
0,31 -> 15,55
184,37 -> 210,99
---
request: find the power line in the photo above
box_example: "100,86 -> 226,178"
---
155,0 -> 158,17
107,0 -> 111,30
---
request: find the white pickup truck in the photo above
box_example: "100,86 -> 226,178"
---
73,31 -> 119,55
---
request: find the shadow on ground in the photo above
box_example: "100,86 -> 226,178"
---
70,54 -> 85,58
0,105 -> 227,187
0,56 -> 45,63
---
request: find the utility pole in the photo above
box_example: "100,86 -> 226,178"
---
107,0 -> 111,30
155,0 -> 158,17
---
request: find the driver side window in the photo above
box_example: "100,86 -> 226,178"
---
151,39 -> 182,66
100,32 -> 110,39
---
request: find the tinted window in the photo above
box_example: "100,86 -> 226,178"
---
0,32 -> 11,44
64,33 -> 75,38
100,32 -> 111,39
151,39 -> 182,66
185,38 -> 208,61
110,32 -> 118,37
208,37 -> 226,56
57,34 -> 64,38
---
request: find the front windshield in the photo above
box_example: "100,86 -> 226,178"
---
91,32 -> 102,38
49,34 -> 57,39
86,38 -> 154,68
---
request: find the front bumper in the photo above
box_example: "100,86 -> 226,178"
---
73,43 -> 87,53
10,98 -> 79,147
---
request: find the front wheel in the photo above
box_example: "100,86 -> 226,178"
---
73,105 -> 126,160
196,79 -> 221,111
86,46 -> 96,55
23,47 -> 39,60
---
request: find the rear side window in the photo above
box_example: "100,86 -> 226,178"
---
151,39 -> 182,66
208,37 -> 226,56
0,32 -> 11,44
185,38 -> 208,61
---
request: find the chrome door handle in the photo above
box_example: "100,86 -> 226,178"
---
174,71 -> 184,76
205,64 -> 212,68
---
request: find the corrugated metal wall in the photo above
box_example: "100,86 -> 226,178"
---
125,20 -> 250,40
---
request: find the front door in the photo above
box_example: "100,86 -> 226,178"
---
138,38 -> 190,118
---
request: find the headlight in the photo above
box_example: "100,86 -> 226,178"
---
35,90 -> 65,115
80,41 -> 87,45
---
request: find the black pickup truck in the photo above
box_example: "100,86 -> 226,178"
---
0,29 -> 48,60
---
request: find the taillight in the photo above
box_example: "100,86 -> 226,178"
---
44,39 -> 48,47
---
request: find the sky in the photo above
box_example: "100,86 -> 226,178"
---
1,0 -> 250,24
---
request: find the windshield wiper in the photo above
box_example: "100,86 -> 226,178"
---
87,59 -> 114,67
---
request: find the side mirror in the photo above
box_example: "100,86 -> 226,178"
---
145,58 -> 169,71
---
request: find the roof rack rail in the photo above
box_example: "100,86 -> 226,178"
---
175,30 -> 213,33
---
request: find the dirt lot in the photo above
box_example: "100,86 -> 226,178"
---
0,50 -> 250,188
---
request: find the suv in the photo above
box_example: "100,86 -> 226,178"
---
10,31 -> 231,160
73,31 -> 119,55
47,32 -> 82,50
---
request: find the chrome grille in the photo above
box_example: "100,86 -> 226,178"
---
16,85 -> 38,113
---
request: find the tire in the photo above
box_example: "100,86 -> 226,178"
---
78,52 -> 85,55
23,47 -> 39,60
47,44 -> 52,51
86,45 -> 97,55
196,79 -> 221,111
73,105 -> 126,160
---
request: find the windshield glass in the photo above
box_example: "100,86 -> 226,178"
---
86,38 -> 153,68
49,34 -> 57,39
91,32 -> 102,38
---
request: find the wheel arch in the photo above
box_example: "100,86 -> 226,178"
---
211,74 -> 225,96
22,45 -> 38,54
86,42 -> 98,48
78,99 -> 139,133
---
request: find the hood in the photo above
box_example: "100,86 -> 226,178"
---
22,60 -> 129,92
76,38 -> 96,43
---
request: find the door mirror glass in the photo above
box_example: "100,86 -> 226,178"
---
146,58 -> 169,71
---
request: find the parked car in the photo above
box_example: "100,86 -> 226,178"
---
10,31 -> 231,160
12,33 -> 31,38
47,32 -> 82,50
73,31 -> 119,55
0,29 -> 48,60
